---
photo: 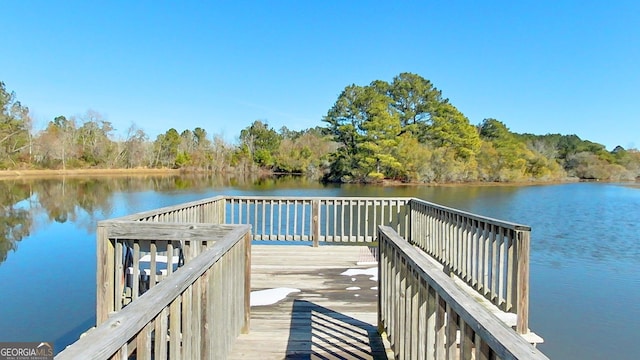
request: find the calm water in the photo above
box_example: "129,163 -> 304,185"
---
0,176 -> 638,358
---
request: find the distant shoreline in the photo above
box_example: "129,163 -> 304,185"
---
0,168 -> 183,179
381,178 -> 581,187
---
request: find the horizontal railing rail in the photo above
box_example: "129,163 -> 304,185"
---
60,224 -> 251,360
408,198 -> 531,333
378,226 -> 547,360
112,195 -> 226,224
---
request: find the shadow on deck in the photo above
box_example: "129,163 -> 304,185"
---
284,300 -> 387,359
228,245 -> 392,360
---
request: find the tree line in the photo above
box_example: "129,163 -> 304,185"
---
1,77 -> 639,182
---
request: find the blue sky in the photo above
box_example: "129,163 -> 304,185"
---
2,1 -> 638,150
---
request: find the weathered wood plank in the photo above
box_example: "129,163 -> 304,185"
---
132,241 -> 140,301
312,199 -> 320,247
229,245 -> 393,360
154,308 -> 167,360
114,240 -> 123,311
105,222 -> 246,241
96,224 -> 112,324
243,232 -> 251,334
136,322 -> 152,359
149,241 -> 157,290
168,296 -> 180,360
516,230 -> 530,334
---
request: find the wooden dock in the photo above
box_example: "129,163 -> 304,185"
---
228,245 -> 393,359
56,195 -> 549,360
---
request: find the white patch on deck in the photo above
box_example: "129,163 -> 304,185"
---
250,287 -> 300,306
346,286 -> 360,291
340,267 -> 378,282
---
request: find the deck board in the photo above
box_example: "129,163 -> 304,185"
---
228,245 -> 393,360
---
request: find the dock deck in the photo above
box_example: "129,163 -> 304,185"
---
229,245 -> 393,359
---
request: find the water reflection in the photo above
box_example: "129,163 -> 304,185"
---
1,177 -> 638,269
0,181 -> 32,263
0,174 -> 288,265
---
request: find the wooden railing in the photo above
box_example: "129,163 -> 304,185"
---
226,196 -> 410,244
378,226 -> 547,360
58,224 -> 251,360
89,195 -> 535,358
106,194 -> 409,243
96,196 -> 410,320
408,199 -> 531,333
96,197 -> 227,323
96,196 -> 530,331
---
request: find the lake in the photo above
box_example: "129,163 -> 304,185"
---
0,175 -> 638,359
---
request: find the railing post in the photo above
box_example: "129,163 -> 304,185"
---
377,227 -> 384,334
242,231 -> 252,334
96,223 -> 114,325
516,230 -> 530,334
406,199 -> 413,244
219,198 -> 227,224
312,200 -> 320,247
